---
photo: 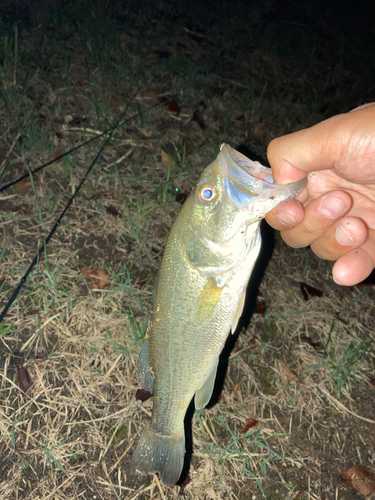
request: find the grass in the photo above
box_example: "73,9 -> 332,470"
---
0,1 -> 374,499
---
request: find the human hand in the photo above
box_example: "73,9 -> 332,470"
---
265,103 -> 375,286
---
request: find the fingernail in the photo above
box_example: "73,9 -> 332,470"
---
333,276 -> 342,285
276,212 -> 297,226
335,224 -> 358,246
319,196 -> 347,218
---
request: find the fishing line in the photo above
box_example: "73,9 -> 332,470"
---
0,100 -> 164,322
0,100 -> 165,193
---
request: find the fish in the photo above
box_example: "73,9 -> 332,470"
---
131,144 -> 306,486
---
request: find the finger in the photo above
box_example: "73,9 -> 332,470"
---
310,216 -> 368,260
266,199 -> 305,230
280,191 -> 352,248
332,231 -> 375,286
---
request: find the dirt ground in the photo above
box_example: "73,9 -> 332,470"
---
0,1 -> 374,499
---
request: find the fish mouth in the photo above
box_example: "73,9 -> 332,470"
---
219,144 -> 307,212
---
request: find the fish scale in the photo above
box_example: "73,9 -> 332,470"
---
131,144 -> 306,486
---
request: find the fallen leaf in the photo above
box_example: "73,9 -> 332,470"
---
166,100 -> 181,114
279,360 -> 301,383
137,132 -> 150,141
120,41 -> 127,52
0,276 -> 5,286
75,77 -> 88,87
178,474 -> 191,488
15,173 -> 39,195
88,191 -> 107,200
300,282 -> 323,301
248,335 -> 257,346
161,150 -> 172,166
341,465 -> 375,496
135,388 -> 153,402
16,364 -> 32,393
192,109 -> 205,129
51,150 -> 64,163
94,269 -> 110,290
230,382 -> 240,399
254,299 -> 267,316
253,122 -> 267,141
131,278 -> 146,288
300,335 -> 324,351
27,309 -> 39,316
85,62 -> 97,70
55,131 -> 63,139
13,206 -> 27,215
106,205 -> 121,217
32,351 -> 48,359
109,95 -> 121,109
240,417 -> 259,435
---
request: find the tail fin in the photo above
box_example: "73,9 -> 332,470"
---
131,423 -> 185,486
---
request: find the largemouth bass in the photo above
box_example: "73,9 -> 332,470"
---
131,144 -> 306,486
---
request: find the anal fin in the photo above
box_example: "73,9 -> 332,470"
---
194,358 -> 219,410
231,289 -> 246,334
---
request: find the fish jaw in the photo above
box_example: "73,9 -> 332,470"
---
219,143 -> 307,217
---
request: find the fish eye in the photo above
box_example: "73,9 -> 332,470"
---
198,184 -> 216,203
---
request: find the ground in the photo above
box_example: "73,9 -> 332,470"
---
0,1 -> 374,499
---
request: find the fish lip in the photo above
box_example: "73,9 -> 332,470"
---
219,143 -> 307,204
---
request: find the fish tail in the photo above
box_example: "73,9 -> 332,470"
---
131,423 -> 185,486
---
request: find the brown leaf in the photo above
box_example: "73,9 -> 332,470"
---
300,282 -> 323,301
248,335 -> 257,346
135,388 -> 153,402
27,309 -> 39,316
94,269 -> 110,290
55,131 -> 63,139
51,150 -> 64,163
13,206 -> 27,215
131,278 -> 147,288
254,299 -> 267,316
75,77 -> 88,87
230,382 -> 240,399
178,474 -> 191,488
192,109 -> 205,129
161,150 -> 172,166
32,351 -> 48,359
16,365 -> 32,393
81,266 -> 96,282
0,276 -> 5,286
166,100 -> 181,114
88,191 -> 107,200
85,62 -> 97,70
120,42 -> 127,52
109,95 -> 121,109
240,417 -> 259,435
279,360 -> 301,383
341,465 -> 375,496
253,122 -> 266,141
15,173 -> 39,195
300,335 -> 324,351
106,205 -> 121,217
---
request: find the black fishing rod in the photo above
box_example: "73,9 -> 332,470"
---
0,99 -> 166,322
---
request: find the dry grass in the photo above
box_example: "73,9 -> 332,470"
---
1,1 -> 375,499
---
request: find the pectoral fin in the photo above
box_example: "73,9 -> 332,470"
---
231,289 -> 246,334
136,335 -> 154,394
195,278 -> 224,323
194,358 -> 219,410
